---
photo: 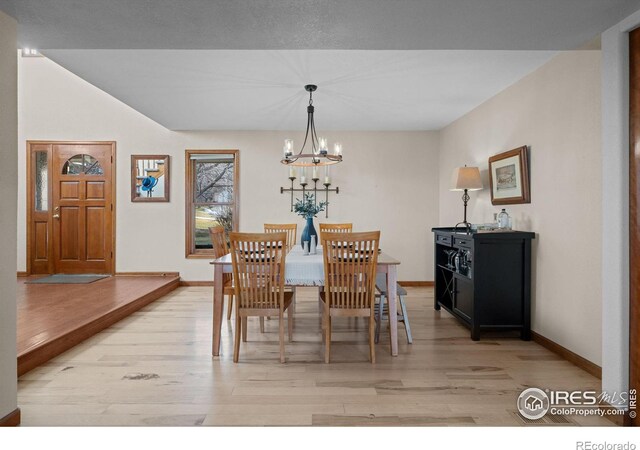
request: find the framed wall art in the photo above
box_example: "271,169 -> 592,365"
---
131,155 -> 170,202
488,146 -> 530,205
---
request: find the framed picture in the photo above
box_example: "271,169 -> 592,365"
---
488,146 -> 530,205
131,155 -> 170,202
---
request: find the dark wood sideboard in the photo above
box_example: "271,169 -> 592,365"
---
432,227 -> 535,341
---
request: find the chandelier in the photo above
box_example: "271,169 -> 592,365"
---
281,84 -> 343,167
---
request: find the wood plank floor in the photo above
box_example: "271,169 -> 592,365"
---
17,286 -> 611,426
17,275 -> 180,376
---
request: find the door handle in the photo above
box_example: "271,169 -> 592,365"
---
53,213 -> 60,219
53,206 -> 59,219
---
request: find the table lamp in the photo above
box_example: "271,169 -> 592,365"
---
450,166 -> 483,233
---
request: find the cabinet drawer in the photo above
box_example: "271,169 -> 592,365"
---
435,234 -> 452,246
453,236 -> 472,249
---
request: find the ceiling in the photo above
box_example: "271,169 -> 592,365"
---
3,0 -> 634,131
44,49 -> 555,130
1,0 -> 638,50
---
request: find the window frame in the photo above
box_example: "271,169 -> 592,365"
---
185,149 -> 240,258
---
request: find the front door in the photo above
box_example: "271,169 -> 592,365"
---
51,143 -> 114,274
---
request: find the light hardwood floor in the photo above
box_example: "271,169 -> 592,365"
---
17,287 -> 611,426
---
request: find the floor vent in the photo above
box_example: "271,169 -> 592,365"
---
509,410 -> 577,426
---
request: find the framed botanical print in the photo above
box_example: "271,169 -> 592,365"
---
488,146 -> 530,205
131,155 -> 170,202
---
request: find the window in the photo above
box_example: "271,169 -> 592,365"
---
61,154 -> 104,175
185,150 -> 239,257
35,151 -> 48,211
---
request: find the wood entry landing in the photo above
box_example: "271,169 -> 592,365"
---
17,274 -> 179,376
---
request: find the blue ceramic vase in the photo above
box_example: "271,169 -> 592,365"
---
301,217 -> 317,249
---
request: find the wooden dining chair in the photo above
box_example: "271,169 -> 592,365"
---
320,231 -> 380,363
209,226 -> 235,320
229,232 -> 294,363
264,223 -> 297,250
319,223 -> 353,242
263,223 -> 298,329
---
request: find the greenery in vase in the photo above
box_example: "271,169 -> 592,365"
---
293,193 -> 327,219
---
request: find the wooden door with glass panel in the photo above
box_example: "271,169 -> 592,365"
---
52,143 -> 114,274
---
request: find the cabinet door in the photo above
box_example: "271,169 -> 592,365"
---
453,277 -> 473,321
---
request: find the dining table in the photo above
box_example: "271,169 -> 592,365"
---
210,244 -> 402,357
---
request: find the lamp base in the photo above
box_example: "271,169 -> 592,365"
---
454,189 -> 473,234
454,221 -> 472,234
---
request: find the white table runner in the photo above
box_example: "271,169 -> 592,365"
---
285,245 -> 325,286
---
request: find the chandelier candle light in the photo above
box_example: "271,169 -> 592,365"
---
280,84 -> 341,218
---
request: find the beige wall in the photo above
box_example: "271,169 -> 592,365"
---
438,50 -> 602,364
17,57 -> 440,281
0,10 -> 18,420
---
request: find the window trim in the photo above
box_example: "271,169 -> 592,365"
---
185,149 -> 240,258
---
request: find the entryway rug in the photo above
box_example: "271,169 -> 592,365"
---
25,274 -> 110,284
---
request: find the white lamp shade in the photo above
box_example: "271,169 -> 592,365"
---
450,166 -> 483,191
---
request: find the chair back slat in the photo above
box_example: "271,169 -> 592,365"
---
319,223 -> 353,242
319,223 -> 353,233
264,223 -> 297,250
229,232 -> 287,311
321,231 -> 380,310
209,226 -> 232,285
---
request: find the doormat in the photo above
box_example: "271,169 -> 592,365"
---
26,274 -> 110,284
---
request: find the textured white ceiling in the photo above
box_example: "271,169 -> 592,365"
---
45,49 -> 556,131
1,0 -> 638,50
7,0 -> 616,130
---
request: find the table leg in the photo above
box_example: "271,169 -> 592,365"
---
212,264 -> 224,356
387,266 -> 399,356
